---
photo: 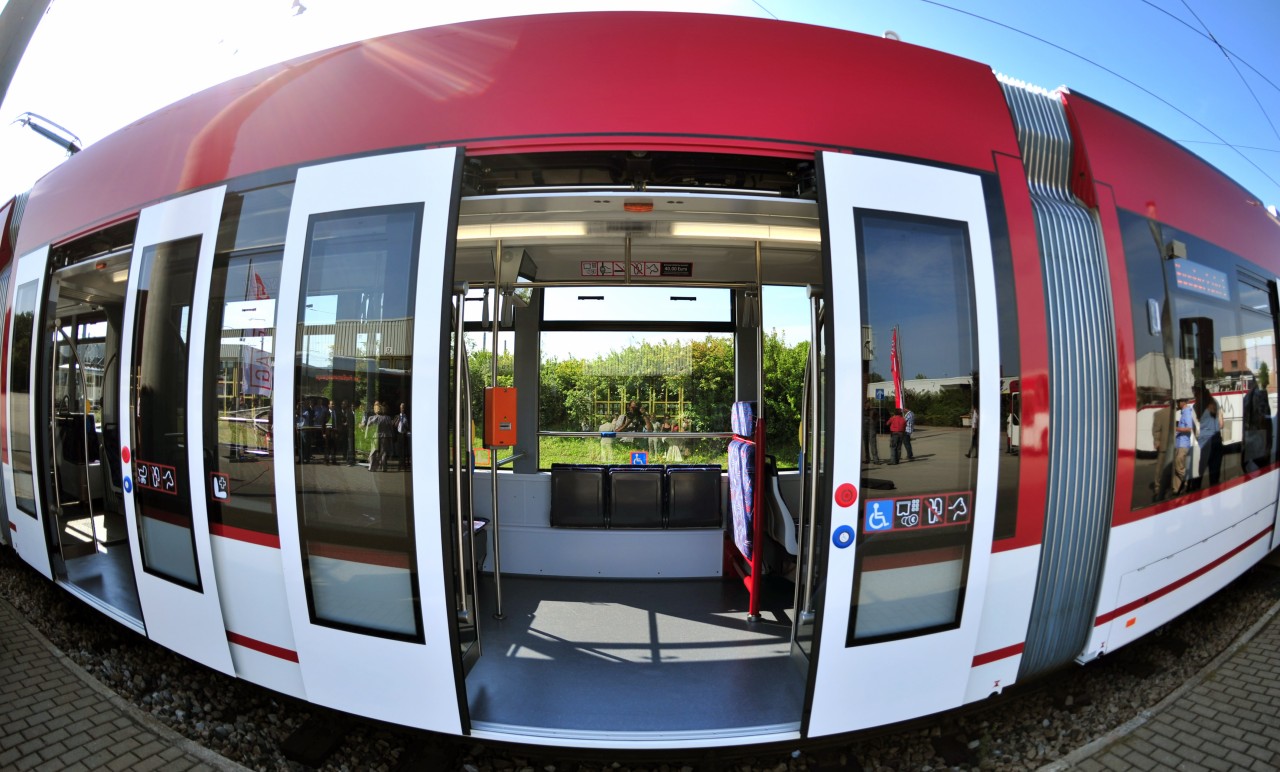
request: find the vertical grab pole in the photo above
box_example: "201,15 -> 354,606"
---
802,289 -> 822,616
749,241 -> 765,621
490,241 -> 506,621
452,286 -> 470,621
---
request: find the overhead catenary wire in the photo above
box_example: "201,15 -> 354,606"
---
914,0 -> 1280,190
1177,0 -> 1280,145
1137,0 -> 1280,98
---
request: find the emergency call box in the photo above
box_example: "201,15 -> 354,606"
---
484,387 -> 517,448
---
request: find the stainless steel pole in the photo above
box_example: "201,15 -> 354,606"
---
490,241 -> 505,620
802,289 -> 822,615
452,288 -> 470,621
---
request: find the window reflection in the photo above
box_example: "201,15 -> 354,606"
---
1123,212 -> 1278,509
850,211 -> 979,646
131,237 -> 203,589
294,205 -> 424,640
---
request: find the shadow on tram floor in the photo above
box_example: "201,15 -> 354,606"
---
465,573 -> 806,733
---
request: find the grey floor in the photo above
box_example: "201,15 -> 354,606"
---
64,543 -> 144,622
465,574 -> 807,733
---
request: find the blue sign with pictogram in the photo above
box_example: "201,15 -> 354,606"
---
630,451 -> 648,465
862,491 -> 974,534
864,499 -> 894,532
875,388 -> 885,400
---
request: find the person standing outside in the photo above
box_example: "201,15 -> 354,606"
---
902,406 -> 916,462
887,408 -> 907,465
339,400 -> 357,465
1171,396 -> 1195,495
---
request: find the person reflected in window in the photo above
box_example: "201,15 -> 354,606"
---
617,400 -> 651,434
364,401 -> 395,472
1198,397 -> 1223,487
903,407 -> 916,461
964,407 -> 978,459
338,400 -> 356,465
1171,396 -> 1195,495
862,399 -> 881,464
1151,401 -> 1171,500
1243,378 -> 1272,472
887,408 -> 907,465
395,402 -> 410,471
315,397 -> 333,465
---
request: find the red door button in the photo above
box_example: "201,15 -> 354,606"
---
835,483 -> 858,508
121,446 -> 131,464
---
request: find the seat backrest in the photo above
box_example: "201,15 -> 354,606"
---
727,439 -> 755,560
763,455 -> 798,555
550,464 -> 607,528
666,465 -> 722,528
607,465 -> 665,529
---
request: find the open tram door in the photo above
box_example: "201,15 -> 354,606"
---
35,231 -> 143,627
272,147 -> 473,733
802,152 -> 1001,737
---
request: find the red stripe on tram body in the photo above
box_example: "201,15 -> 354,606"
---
225,631 -> 299,663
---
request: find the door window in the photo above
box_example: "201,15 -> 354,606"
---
852,211 -> 979,645
130,237 -> 203,589
293,205 -> 424,641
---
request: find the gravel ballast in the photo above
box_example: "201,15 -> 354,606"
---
2,544 -> 1278,771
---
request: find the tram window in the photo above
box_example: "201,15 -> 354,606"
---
539,328 -> 733,468
849,211 -> 978,646
293,205 -> 424,641
538,286 -> 736,468
762,285 -> 811,470
10,281 -> 38,515
1121,211 -> 1279,510
203,183 -> 292,536
130,237 -> 203,589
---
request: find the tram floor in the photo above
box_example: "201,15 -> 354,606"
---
63,542 -> 143,622
465,572 -> 806,734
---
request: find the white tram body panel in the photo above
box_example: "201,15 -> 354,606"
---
0,12 -> 1277,751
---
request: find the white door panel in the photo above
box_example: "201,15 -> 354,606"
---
273,147 -> 464,732
807,153 -> 1000,736
120,186 -> 235,675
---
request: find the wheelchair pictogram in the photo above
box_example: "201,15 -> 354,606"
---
864,500 -> 893,532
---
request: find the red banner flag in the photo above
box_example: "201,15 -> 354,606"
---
891,327 -> 905,410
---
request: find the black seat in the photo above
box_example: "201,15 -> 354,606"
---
607,465 -> 665,529
666,465 -> 722,528
550,464 -> 607,528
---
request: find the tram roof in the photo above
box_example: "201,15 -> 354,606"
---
15,11 -> 1020,255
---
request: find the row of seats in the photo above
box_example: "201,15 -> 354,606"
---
550,464 -> 722,529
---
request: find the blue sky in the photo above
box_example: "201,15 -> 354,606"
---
0,0 -> 1276,206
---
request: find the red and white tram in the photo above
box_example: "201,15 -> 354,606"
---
0,12 -> 1277,750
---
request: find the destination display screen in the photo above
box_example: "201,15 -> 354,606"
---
1174,259 -> 1230,301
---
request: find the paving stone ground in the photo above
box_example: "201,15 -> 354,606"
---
1058,603 -> 1280,772
0,596 -> 243,772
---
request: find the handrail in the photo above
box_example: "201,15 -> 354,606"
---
538,430 -> 733,439
802,291 -> 822,618
489,241 -> 506,621
452,290 -> 472,623
494,452 -> 525,468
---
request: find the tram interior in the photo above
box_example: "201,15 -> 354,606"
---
41,247 -> 141,623
449,184 -> 825,734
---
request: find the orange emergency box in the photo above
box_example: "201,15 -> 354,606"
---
484,387 -> 517,448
